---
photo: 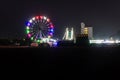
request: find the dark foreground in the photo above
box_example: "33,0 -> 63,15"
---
0,46 -> 120,79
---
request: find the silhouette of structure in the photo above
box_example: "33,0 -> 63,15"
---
62,27 -> 75,41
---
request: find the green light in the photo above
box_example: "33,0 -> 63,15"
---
37,40 -> 40,43
31,37 -> 33,40
26,30 -> 30,34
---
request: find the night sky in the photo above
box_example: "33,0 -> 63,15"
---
1,0 -> 120,39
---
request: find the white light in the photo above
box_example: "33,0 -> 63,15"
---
44,16 -> 47,20
89,40 -> 104,44
32,17 -> 35,20
115,40 -> 119,43
29,19 -> 33,23
103,40 -> 115,43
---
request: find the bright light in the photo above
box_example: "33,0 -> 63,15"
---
36,16 -> 39,19
29,19 -> 33,23
40,16 -> 43,19
89,40 -> 104,44
32,17 -> 35,20
26,30 -> 30,34
50,25 -> 54,28
50,29 -> 54,32
37,40 -> 40,43
26,26 -> 30,30
27,23 -> 30,26
31,37 -> 34,40
49,33 -> 53,35
104,40 -> 115,43
47,19 -> 50,22
115,40 -> 119,43
90,39 -> 120,44
28,34 -> 31,37
44,16 -> 47,20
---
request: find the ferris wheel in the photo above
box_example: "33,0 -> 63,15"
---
26,16 -> 54,43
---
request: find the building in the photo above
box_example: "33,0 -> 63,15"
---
81,22 -> 93,39
62,27 -> 74,40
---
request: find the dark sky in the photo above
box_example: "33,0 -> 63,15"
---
1,0 -> 120,39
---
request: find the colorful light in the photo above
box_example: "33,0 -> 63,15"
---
40,16 -> 43,19
28,34 -> 31,37
36,16 -> 39,19
29,19 -> 33,23
50,25 -> 54,28
31,37 -> 34,40
32,17 -> 35,20
37,40 -> 40,43
49,33 -> 53,36
26,30 -> 30,34
26,26 -> 30,30
44,16 -> 47,20
47,19 -> 50,22
27,23 -> 30,26
50,29 -> 54,32
26,15 -> 54,43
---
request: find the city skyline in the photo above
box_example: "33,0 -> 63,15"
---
1,0 -> 120,39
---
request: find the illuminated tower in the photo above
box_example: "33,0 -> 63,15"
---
80,22 -> 93,39
83,27 -> 93,39
63,27 -> 74,40
81,22 -> 85,34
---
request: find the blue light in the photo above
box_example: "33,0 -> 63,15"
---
27,22 -> 30,26
49,33 -> 53,35
50,29 -> 54,32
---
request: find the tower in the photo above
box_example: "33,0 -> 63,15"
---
62,27 -> 74,40
80,22 -> 93,39
81,22 -> 85,34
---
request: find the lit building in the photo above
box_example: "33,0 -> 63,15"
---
81,22 -> 93,39
81,22 -> 85,34
84,27 -> 93,39
63,27 -> 75,40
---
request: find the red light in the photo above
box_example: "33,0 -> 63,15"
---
36,16 -> 39,19
40,16 -> 43,19
50,25 -> 54,28
28,34 -> 31,37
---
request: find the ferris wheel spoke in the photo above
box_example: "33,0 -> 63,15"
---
26,15 -> 54,43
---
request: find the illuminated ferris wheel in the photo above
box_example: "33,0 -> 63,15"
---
26,16 -> 54,43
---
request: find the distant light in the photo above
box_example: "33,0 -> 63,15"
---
48,36 -> 51,38
50,25 -> 54,28
31,37 -> 34,40
44,16 -> 47,20
50,29 -> 54,32
27,23 -> 30,26
50,33 -> 53,35
84,28 -> 88,30
42,38 -> 49,43
36,16 -> 39,19
26,26 -> 30,30
26,30 -> 30,34
89,40 -> 104,44
37,40 -> 40,43
47,19 -> 50,22
40,16 -> 43,19
32,17 -> 35,20
29,19 -> 33,23
28,34 -> 31,37
104,40 -> 115,43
